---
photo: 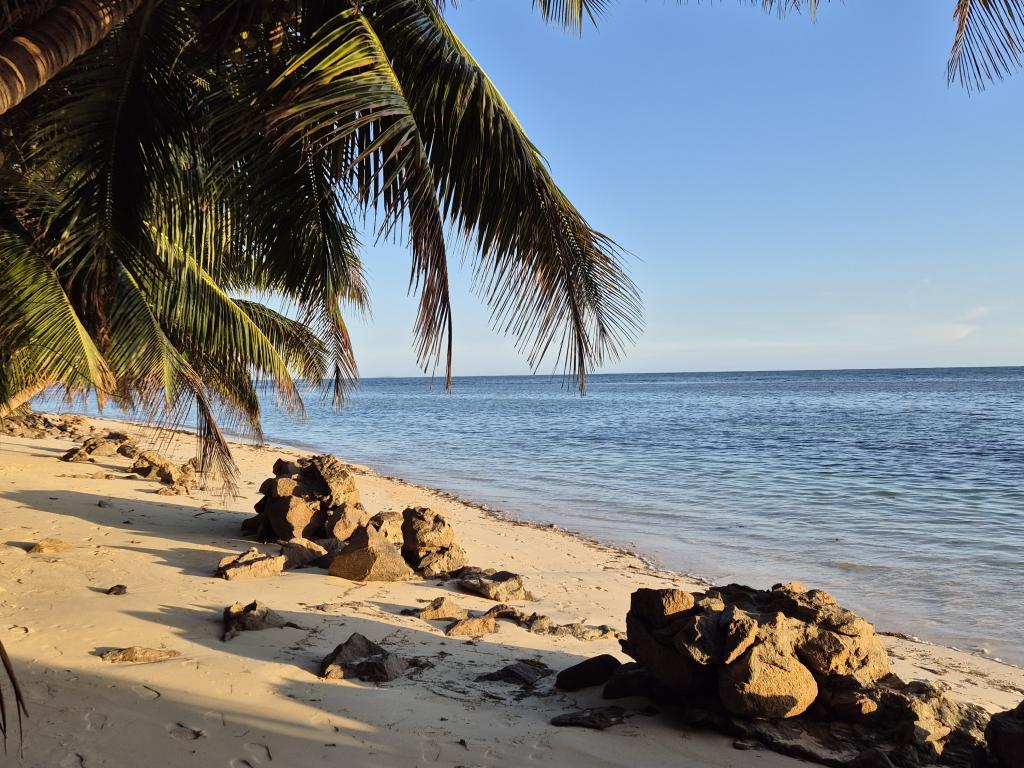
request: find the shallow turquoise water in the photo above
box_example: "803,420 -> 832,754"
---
43,367 -> 1024,664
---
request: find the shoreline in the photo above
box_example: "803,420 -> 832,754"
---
1,414 -> 1021,767
23,408 -> 1024,671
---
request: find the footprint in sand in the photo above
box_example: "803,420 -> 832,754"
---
59,754 -> 86,768
85,709 -> 108,731
243,743 -> 273,763
420,739 -> 442,762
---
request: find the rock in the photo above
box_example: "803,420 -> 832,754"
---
130,451 -> 197,490
718,631 -> 818,719
328,525 -> 415,582
116,441 -> 139,458
630,588 -> 696,627
105,584 -> 128,595
366,511 -> 404,543
986,700 -> 1024,768
603,663 -> 664,700
402,507 -> 455,551
476,659 -> 552,687
623,608 -> 696,692
445,616 -> 497,637
307,455 -> 361,509
324,503 -> 369,543
413,544 -> 469,579
100,646 -> 181,664
457,569 -> 533,602
28,538 -> 70,554
215,548 -> 286,580
222,600 -> 300,641
402,597 -> 469,622
849,748 -> 896,768
319,633 -> 409,682
263,495 -> 324,541
280,537 -> 328,569
550,706 -> 626,730
555,654 -> 622,691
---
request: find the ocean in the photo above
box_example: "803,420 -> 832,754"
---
44,367 -> 1024,664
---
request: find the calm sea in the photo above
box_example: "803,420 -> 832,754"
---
44,367 -> 1024,664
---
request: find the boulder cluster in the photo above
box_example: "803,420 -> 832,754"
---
130,451 -> 198,495
619,582 -> 998,767
61,430 -> 139,463
241,455 -> 469,582
1,410 -> 90,440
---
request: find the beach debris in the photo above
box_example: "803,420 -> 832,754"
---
250,454 -> 367,542
319,633 -> 409,683
986,699 -> 1024,768
100,646 -> 181,664
550,706 -> 625,731
399,507 -> 468,578
476,659 -> 552,687
28,538 -> 70,554
456,568 -> 533,602
444,616 -> 497,638
481,603 -> 621,641
279,537 -> 328,569
555,654 -> 622,692
401,597 -> 470,622
105,584 -> 128,595
215,547 -> 287,581
222,600 -> 301,641
621,582 -> 995,767
328,525 -> 415,581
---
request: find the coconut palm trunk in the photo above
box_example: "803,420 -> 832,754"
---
0,0 -> 142,115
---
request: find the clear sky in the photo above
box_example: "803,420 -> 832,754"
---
344,0 -> 1024,378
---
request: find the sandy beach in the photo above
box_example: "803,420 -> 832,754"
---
0,416 -> 1021,768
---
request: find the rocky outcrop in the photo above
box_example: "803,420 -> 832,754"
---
1,410 -> 90,440
222,600 -> 300,641
61,431 -> 139,463
319,633 -> 409,683
249,454 -> 367,542
620,582 -> 994,767
401,596 -> 470,622
328,525 -> 415,582
215,548 -> 287,580
482,603 -> 621,641
445,616 -> 497,637
400,507 -> 468,578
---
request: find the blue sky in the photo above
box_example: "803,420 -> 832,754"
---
345,0 -> 1023,377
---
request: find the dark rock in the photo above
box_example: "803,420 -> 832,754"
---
986,699 -> 1024,768
105,584 -> 128,595
555,654 -> 622,692
222,600 -> 300,641
476,659 -> 552,687
849,748 -> 896,768
550,706 -> 626,731
319,633 -> 409,683
603,663 -> 664,700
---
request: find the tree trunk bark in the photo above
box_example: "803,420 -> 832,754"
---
0,378 -> 51,417
0,0 -> 142,115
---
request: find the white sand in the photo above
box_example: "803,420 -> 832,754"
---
1,418 -> 1021,767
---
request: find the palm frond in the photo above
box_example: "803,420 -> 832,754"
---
950,0 -> 1024,90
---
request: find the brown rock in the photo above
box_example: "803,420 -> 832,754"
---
328,526 -> 415,582
263,495 -> 325,541
629,588 -> 696,627
366,511 -> 404,543
308,455 -> 361,509
324,503 -> 369,542
457,569 -> 532,602
319,633 -> 408,682
100,646 -> 181,664
280,537 -> 329,569
28,538 -> 70,554
674,611 -> 725,665
402,596 -> 469,622
624,609 -> 695,693
445,616 -> 497,637
718,637 -> 818,719
216,548 -> 286,580
401,507 -> 455,551
413,543 -> 469,578
722,605 -> 760,665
